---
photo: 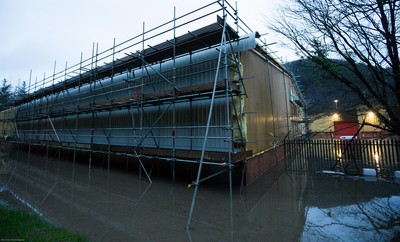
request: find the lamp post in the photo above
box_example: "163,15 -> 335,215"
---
334,99 -> 338,109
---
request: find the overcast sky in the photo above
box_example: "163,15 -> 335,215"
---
0,0 -> 296,89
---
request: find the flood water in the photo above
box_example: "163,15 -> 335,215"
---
0,150 -> 399,241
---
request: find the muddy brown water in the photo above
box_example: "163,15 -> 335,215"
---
0,150 -> 399,241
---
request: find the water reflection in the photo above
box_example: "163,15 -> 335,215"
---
0,152 -> 11,175
0,150 -> 399,241
301,175 -> 400,241
302,196 -> 400,241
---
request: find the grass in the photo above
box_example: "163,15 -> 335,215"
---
0,205 -> 87,242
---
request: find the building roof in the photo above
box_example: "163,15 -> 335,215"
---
16,16 -> 239,105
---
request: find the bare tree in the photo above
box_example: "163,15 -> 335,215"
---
270,0 -> 400,135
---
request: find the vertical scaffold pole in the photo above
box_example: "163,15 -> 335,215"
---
72,52 -> 84,183
44,61 -> 56,179
222,4 -> 233,200
138,22 -> 145,181
25,70 -> 33,174
58,61 -> 68,177
26,76 -> 38,189
107,38 -> 116,197
134,22 -> 153,184
89,42 -> 98,185
172,6 -> 177,185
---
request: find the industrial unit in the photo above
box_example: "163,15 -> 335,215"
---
2,1 -> 305,183
0,1 -> 305,225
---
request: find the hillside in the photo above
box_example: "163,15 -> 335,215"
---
285,59 -> 363,118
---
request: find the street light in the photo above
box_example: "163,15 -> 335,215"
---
334,99 -> 338,109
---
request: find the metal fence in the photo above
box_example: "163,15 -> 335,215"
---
285,139 -> 400,179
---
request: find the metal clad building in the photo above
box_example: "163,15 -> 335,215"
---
5,2 -> 305,184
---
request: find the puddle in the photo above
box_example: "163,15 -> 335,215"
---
302,196 -> 400,241
0,150 -> 399,241
300,174 -> 400,241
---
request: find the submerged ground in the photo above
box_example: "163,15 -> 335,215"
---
0,150 -> 399,241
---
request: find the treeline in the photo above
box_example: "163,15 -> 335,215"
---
0,78 -> 28,111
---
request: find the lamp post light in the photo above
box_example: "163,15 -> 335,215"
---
334,99 -> 338,109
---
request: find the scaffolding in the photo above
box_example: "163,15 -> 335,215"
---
9,0 -> 263,228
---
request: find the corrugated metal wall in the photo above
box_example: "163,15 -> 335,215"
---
0,108 -> 17,139
13,32 -> 304,158
241,50 -> 303,155
15,39 -> 247,153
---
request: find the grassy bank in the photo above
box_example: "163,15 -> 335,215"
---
0,205 -> 87,242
